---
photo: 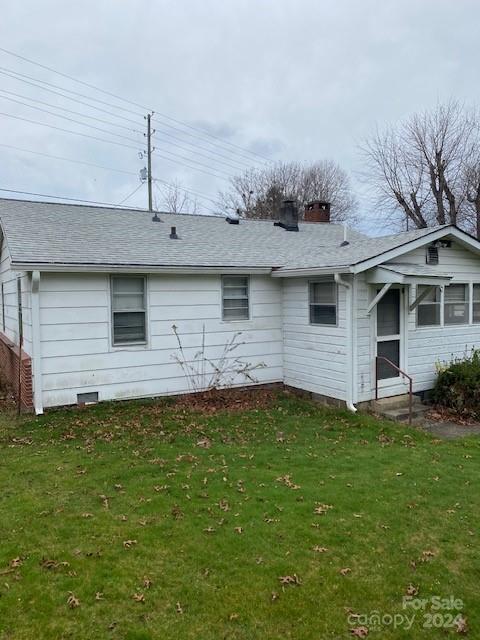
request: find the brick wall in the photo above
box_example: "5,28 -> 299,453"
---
0,332 -> 33,410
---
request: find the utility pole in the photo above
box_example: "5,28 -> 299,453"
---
146,113 -> 153,212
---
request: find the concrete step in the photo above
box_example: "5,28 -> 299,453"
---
379,405 -> 429,424
372,394 -> 423,412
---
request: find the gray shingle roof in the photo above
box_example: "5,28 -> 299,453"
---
0,198 -> 449,271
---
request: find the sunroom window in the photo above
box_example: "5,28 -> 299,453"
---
111,276 -> 147,344
444,283 -> 468,325
416,285 -> 441,327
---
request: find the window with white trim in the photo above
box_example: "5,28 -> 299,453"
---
309,279 -> 337,325
111,276 -> 147,345
222,275 -> 249,320
416,285 -> 441,327
473,284 -> 480,323
444,283 -> 468,325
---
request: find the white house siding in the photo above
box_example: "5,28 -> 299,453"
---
282,278 -> 347,400
0,237 -> 32,353
389,243 -> 480,393
39,272 -> 283,408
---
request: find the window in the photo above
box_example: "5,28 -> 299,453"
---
222,276 -> 249,320
474,284 -> 480,323
444,283 -> 468,325
309,279 -> 337,325
416,285 -> 441,327
111,276 -> 146,344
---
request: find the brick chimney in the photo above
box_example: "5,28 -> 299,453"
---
304,200 -> 331,223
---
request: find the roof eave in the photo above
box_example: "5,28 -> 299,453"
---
352,225 -> 480,274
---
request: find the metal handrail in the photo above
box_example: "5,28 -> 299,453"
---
375,356 -> 413,425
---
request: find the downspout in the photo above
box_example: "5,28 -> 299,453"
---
334,273 -> 357,413
31,270 -> 43,415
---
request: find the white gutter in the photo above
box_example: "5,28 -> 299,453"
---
12,264 -> 273,275
272,265 -> 353,278
30,270 -> 43,415
334,273 -> 357,414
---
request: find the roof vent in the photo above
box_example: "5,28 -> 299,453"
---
274,199 -> 299,232
170,226 -> 178,239
226,210 -> 240,225
426,245 -> 439,265
152,212 -> 161,222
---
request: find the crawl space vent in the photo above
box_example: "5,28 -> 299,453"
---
426,245 -> 439,265
77,391 -> 99,405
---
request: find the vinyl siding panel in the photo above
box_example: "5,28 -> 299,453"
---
283,278 -> 347,400
39,273 -> 283,408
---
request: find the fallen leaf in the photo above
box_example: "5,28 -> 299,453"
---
276,474 -> 300,490
405,584 -> 418,596
67,592 -> 80,608
143,577 -> 153,589
314,503 -> 333,515
340,567 -> 351,576
123,540 -> 137,549
350,626 -> 369,638
454,615 -> 468,634
196,437 -> 211,449
279,574 -> 302,586
234,527 -> 243,534
95,592 -> 104,601
132,593 -> 145,603
10,557 -> 22,569
312,546 -> 328,553
176,601 -> 184,614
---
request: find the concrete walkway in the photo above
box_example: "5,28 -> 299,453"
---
420,419 -> 480,439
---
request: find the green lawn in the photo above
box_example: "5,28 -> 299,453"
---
0,390 -> 478,639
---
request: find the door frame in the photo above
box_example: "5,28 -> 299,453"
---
371,284 -> 409,397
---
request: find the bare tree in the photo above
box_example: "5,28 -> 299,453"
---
154,180 -> 199,214
362,100 -> 480,234
218,160 -> 357,223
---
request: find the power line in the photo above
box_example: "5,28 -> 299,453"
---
0,143 -> 222,207
0,86 -> 252,173
0,64 -> 143,118
0,110 -> 140,150
0,94 -> 143,145
0,64 -> 256,169
152,181 -> 218,216
152,149 -> 231,180
0,67 -> 142,126
0,88 -> 140,133
117,182 -> 145,205
0,111 -> 230,181
0,47 -> 272,164
0,187 -> 149,208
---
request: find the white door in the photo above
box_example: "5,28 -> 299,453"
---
375,287 -> 407,396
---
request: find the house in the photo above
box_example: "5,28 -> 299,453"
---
1,196 -> 480,415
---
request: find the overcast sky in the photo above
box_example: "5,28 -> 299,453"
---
1,0 -> 479,232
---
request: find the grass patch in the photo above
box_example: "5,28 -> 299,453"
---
0,391 -> 478,638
